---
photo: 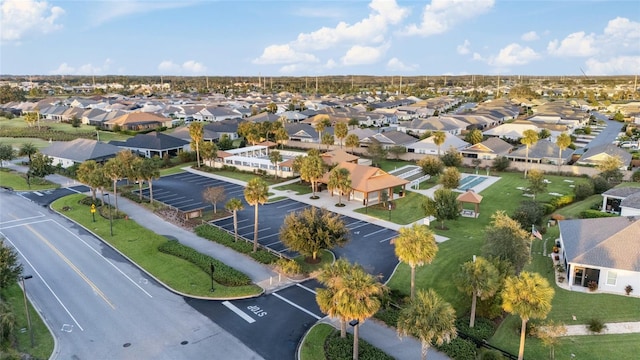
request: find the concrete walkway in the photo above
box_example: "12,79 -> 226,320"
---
563,321 -> 640,336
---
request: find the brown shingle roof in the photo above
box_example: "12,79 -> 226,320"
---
321,149 -> 359,166
321,162 -> 408,193
457,190 -> 483,203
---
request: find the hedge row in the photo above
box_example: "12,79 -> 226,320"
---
580,209 -> 619,219
194,224 -> 279,264
0,127 -> 95,141
324,331 -> 394,360
435,338 -> 478,360
157,240 -> 251,286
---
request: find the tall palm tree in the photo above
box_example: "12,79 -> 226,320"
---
520,129 -> 539,178
316,258 -> 353,337
314,115 -> 331,147
328,167 -> 351,206
18,142 -> 37,163
334,122 -> 348,148
189,122 -> 204,167
555,132 -> 571,172
345,133 -> 360,154
432,131 -> 446,157
141,157 -> 161,204
225,198 -> 244,242
502,272 -> 555,360
103,157 -> 125,211
397,289 -> 457,360
244,177 -> 268,252
300,152 -> 324,198
393,224 -> 438,299
334,264 -> 386,360
454,256 -> 500,328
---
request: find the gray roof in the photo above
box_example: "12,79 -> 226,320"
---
621,191 -> 640,209
559,216 -> 640,271
42,139 -> 121,163
110,132 -> 189,150
602,186 -> 640,199
463,137 -> 512,155
579,143 -> 633,165
508,140 -> 573,160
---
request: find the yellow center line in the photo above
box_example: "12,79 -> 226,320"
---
27,224 -> 116,310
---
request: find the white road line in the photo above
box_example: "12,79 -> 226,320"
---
266,240 -> 282,246
261,233 -> 280,240
67,187 -> 83,194
0,213 -> 45,225
364,228 -> 387,238
379,236 -> 396,243
53,220 -> 153,298
272,293 -> 321,320
276,202 -> 298,209
222,301 -> 255,323
296,283 -> 317,295
348,223 -> 369,231
33,191 -> 43,196
0,219 -> 51,230
1,232 -> 84,331
237,224 -> 255,231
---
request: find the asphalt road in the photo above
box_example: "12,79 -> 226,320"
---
0,190 -> 262,360
586,115 -> 624,148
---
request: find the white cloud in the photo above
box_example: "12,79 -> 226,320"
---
341,44 -> 389,65
291,7 -> 344,19
547,31 -> 597,57
472,52 -> 484,61
489,43 -> 540,67
521,31 -> 539,41
402,0 -> 495,37
49,59 -> 113,75
585,56 -> 640,75
91,1 -> 197,26
386,57 -> 418,72
157,60 -> 206,74
1,0 -> 64,41
457,39 -> 471,55
253,45 -> 319,65
325,59 -> 338,69
292,0 -> 408,51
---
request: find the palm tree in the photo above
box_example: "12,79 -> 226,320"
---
502,272 -> 555,360
103,157 -> 125,211
314,115 -> 331,147
334,122 -> 348,148
225,198 -> 244,242
327,167 -> 351,206
393,224 -> 438,299
269,150 -> 282,179
18,142 -> 37,163
432,131 -> 446,157
300,152 -> 324,199
555,132 -> 571,172
520,129 -> 539,178
334,264 -> 386,360
189,122 -> 204,167
454,256 -> 500,328
345,133 -> 360,154
316,258 -> 353,337
140,157 -> 161,204
244,177 -> 269,252
397,289 -> 457,360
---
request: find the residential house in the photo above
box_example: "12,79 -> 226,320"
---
109,132 -> 189,158
360,130 -> 417,149
507,140 -> 574,164
321,149 -> 359,167
460,137 -> 513,160
398,116 -> 469,135
407,133 -> 469,155
601,187 -> 640,216
103,112 -> 173,131
483,122 -> 540,141
41,138 -> 121,168
576,144 -> 632,168
558,216 -> 640,296
285,123 -> 321,143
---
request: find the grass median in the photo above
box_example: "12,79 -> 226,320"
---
0,168 -> 59,191
51,194 -> 262,298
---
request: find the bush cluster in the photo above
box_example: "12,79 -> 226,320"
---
275,258 -> 302,275
549,194 -> 574,208
573,182 -> 595,201
587,318 -> 606,333
435,337 -> 477,360
455,317 -> 496,342
324,331 -> 394,360
0,127 -> 95,141
194,224 -> 279,264
579,209 -> 618,218
158,240 -> 251,286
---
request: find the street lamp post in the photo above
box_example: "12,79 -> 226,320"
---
349,319 -> 360,360
388,202 -> 392,221
210,263 -> 215,292
20,275 -> 34,348
105,194 -> 113,236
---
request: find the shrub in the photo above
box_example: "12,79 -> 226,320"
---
194,224 -> 279,264
435,337 -> 477,360
374,307 -> 400,328
456,317 -> 496,342
275,258 -> 302,276
441,147 -> 463,167
573,181 -> 595,201
625,285 -> 633,295
591,176 -> 612,194
512,200 -> 544,230
540,202 -> 556,215
587,318 -> 606,333
479,349 -> 506,360
324,331 -> 394,360
492,156 -> 510,171
158,240 -> 251,286
549,194 -> 574,208
580,209 -> 618,218
587,280 -> 598,292
632,170 -> 640,182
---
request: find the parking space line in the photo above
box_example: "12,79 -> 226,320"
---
364,228 -> 387,237
276,202 -> 299,209
347,223 -> 369,231
272,293 -> 321,320
379,236 -> 396,243
266,240 -> 282,246
222,301 -> 255,324
237,224 -> 255,231
261,233 -> 280,240
296,283 -> 317,295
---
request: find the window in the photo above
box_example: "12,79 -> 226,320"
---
606,271 -> 617,286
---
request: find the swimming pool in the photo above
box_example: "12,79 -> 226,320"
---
457,175 -> 489,191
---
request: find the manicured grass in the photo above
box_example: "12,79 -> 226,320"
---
375,158 -> 414,172
51,194 -> 262,298
418,176 -> 439,189
268,196 -> 288,203
294,249 -> 335,275
1,284 -> 55,359
159,162 -> 194,176
0,137 -> 52,149
555,194 -> 601,219
353,191 -> 428,225
0,168 -> 60,191
300,323 -> 333,360
273,181 -> 313,195
0,117 -> 131,142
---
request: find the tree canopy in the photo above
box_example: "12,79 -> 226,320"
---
280,207 -> 349,261
483,211 -> 530,274
422,188 -> 460,229
393,224 -> 438,299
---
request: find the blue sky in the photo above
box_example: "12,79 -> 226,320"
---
1,0 -> 639,76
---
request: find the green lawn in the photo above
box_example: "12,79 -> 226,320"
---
201,168 -> 289,185
555,194 -> 601,219
300,323 -> 333,360
273,181 -> 313,195
0,137 -> 53,149
51,194 -> 262,298
294,249 -> 335,275
385,170 -> 640,359
375,158 -> 414,172
159,162 -> 194,176
1,284 -> 54,359
0,168 -> 60,191
353,191 -> 428,225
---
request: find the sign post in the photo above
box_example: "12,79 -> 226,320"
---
90,204 -> 96,222
210,263 -> 215,292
